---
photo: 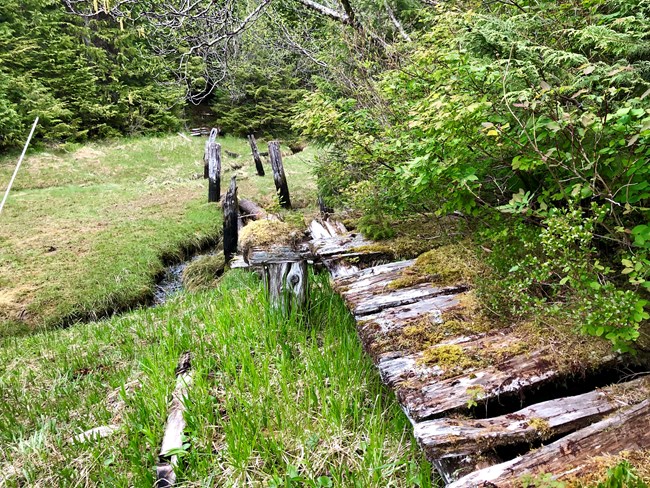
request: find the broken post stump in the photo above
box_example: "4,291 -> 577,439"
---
222,176 -> 238,261
267,141 -> 291,209
248,134 -> 265,176
156,352 -> 193,488
249,247 -> 308,314
207,142 -> 221,203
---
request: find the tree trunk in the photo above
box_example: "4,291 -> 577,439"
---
268,141 -> 291,209
222,176 -> 238,261
248,134 -> 265,176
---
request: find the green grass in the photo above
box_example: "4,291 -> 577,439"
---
0,134 -> 319,337
0,270 -> 433,486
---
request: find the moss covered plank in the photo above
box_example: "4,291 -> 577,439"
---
449,398 -> 650,487
414,376 -> 650,460
390,342 -> 558,422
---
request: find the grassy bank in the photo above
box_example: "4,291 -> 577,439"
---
0,134 -> 318,337
0,270 -> 433,486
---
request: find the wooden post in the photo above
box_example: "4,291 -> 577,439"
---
222,176 -> 238,261
204,128 -> 219,179
248,248 -> 308,314
247,134 -> 265,176
207,142 -> 221,202
267,141 -> 291,209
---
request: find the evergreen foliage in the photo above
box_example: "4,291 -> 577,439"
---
0,0 -> 183,149
296,0 -> 650,350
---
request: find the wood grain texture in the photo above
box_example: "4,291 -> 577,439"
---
415,376 -> 650,460
450,398 -> 650,488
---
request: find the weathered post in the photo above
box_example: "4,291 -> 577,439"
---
222,176 -> 238,261
267,141 -> 291,209
207,142 -> 222,202
203,128 -> 219,179
247,134 -> 265,176
249,247 -> 308,314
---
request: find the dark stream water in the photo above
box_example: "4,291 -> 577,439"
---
152,249 -> 218,305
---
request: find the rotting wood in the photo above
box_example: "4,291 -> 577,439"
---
69,424 -> 120,444
222,176 -> 238,262
415,376 -> 650,461
203,128 -> 219,179
248,134 -> 265,176
449,398 -> 650,488
239,198 -> 268,221
262,259 -> 308,312
268,141 -> 291,209
156,352 -> 193,488
390,345 -> 558,422
248,246 -> 309,265
207,142 -> 222,202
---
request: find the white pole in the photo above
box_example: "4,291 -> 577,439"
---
0,117 -> 39,215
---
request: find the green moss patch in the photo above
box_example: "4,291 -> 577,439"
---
388,244 -> 483,290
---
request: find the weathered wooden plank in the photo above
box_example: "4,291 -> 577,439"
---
415,376 -> 650,461
389,345 -> 558,422
335,259 -> 413,283
450,398 -> 650,488
70,424 -> 119,444
351,283 -> 468,317
156,352 -> 193,488
249,246 -> 305,265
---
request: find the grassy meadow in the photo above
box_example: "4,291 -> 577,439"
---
0,270 -> 433,486
0,134 -> 318,337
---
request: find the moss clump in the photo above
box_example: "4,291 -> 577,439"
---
239,219 -> 303,256
182,252 -> 226,292
370,316 -> 444,356
389,243 -> 483,289
418,344 -> 482,377
527,417 -> 552,439
439,291 -> 495,337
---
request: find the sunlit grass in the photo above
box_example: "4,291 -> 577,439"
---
0,134 -> 318,336
0,271 -> 433,487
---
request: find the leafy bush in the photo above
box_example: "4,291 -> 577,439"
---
296,0 -> 650,349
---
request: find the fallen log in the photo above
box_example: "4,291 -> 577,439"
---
156,352 -> 193,488
449,398 -> 650,488
239,198 -> 268,220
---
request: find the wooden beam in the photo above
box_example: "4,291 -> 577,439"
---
449,398 -> 650,487
415,376 -> 650,460
207,142 -> 221,202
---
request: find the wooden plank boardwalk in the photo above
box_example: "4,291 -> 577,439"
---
305,219 -> 650,485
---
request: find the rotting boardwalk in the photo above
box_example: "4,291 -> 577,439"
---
305,219 -> 650,486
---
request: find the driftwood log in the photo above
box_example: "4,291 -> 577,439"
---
268,141 -> 291,209
222,176 -> 238,261
156,352 -> 193,488
247,134 -> 265,176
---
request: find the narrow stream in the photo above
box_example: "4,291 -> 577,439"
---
152,249 -> 219,305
